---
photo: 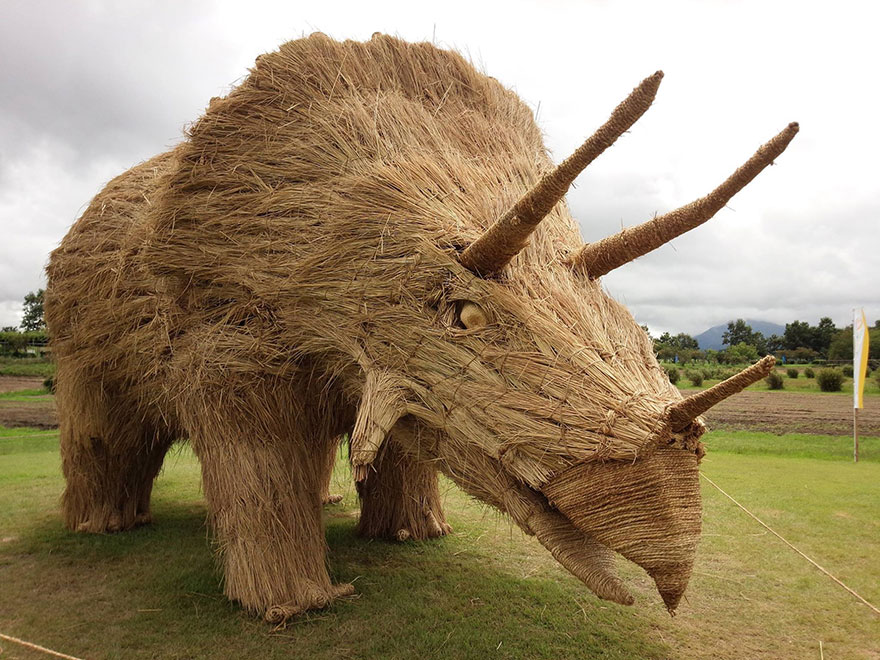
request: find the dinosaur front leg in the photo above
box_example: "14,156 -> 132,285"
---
356,434 -> 451,541
189,397 -> 353,622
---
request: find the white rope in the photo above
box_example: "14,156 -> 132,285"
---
700,472 -> 880,616
0,632 -> 84,660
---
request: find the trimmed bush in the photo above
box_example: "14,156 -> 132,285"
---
816,368 -> 844,392
804,367 -> 815,378
665,366 -> 680,384
842,364 -> 854,378
687,371 -> 703,387
701,368 -> 714,381
786,368 -> 798,379
765,371 -> 784,390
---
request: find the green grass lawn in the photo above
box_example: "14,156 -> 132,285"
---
1,430 -> 878,659
705,430 -> 879,461
0,388 -> 50,401
0,357 -> 54,378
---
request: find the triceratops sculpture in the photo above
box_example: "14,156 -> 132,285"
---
45,33 -> 796,622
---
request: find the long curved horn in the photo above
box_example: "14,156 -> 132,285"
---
460,71 -> 664,276
569,123 -> 799,278
668,355 -> 776,431
528,508 -> 635,606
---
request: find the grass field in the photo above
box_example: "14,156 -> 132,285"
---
0,358 -> 54,378
706,430 -> 879,461
1,427 -> 878,659
0,389 -> 49,401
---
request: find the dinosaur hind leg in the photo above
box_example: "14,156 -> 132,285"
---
58,370 -> 174,533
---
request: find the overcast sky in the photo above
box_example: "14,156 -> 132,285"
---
2,0 -> 877,336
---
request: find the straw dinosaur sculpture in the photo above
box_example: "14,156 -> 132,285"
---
45,33 -> 797,622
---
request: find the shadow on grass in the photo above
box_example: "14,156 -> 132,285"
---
2,497 -> 672,660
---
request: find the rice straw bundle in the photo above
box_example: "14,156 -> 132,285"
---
45,33 -> 795,620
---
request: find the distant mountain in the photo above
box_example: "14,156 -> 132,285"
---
694,319 -> 786,351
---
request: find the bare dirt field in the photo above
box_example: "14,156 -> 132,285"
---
0,397 -> 57,429
702,390 -> 880,435
0,375 -> 877,436
0,375 -> 44,393
0,376 -> 57,429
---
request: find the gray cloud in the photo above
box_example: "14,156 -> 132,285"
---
0,1 -> 239,164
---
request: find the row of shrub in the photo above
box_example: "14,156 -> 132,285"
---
767,367 -> 850,392
664,366 -> 712,387
667,365 -> 838,389
785,364 -> 866,379
666,363 -> 879,393
663,365 -> 745,385
0,330 -> 49,356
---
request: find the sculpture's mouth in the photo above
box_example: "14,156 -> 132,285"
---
534,448 -> 702,613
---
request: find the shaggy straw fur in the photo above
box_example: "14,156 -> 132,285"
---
45,33 -> 796,621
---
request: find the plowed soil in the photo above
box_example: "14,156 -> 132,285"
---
0,376 -> 57,429
0,375 -> 45,393
701,390 -> 880,436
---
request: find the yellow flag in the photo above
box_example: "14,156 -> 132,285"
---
854,309 -> 869,409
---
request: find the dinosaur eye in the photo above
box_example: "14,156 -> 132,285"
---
458,301 -> 488,329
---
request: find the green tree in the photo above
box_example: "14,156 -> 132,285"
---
783,320 -> 813,351
721,342 -> 759,364
766,333 -> 785,353
814,317 -> 837,355
828,326 -> 880,362
653,332 -> 700,362
827,328 -> 851,362
20,289 -> 45,332
673,333 -> 699,350
0,330 -> 28,355
655,332 -> 698,351
722,319 -> 766,355
722,319 -> 753,346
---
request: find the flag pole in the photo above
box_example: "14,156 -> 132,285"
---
853,307 -> 858,463
854,407 -> 859,463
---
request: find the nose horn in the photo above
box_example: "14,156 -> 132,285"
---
542,448 -> 701,613
669,355 -> 775,431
